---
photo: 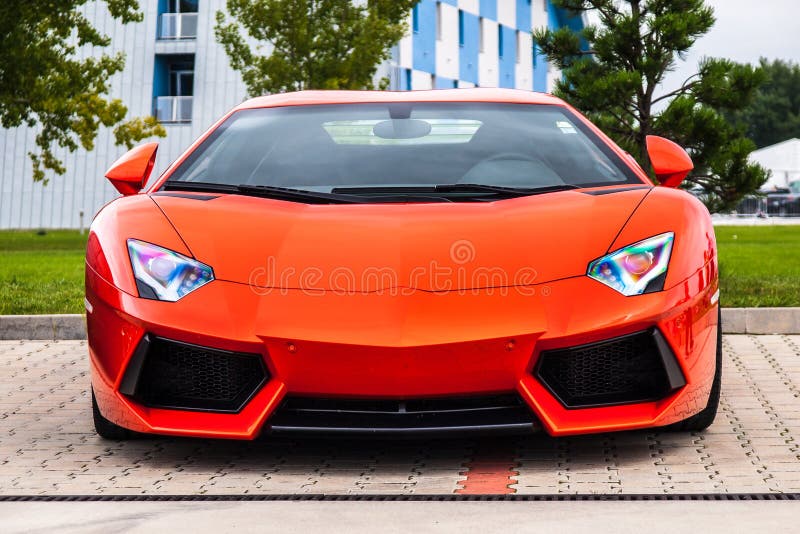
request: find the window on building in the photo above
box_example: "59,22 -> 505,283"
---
543,0 -> 548,12
412,5 -> 419,33
158,0 -> 198,39
436,2 -> 442,41
153,54 -> 194,123
431,73 -> 436,89
453,79 -> 459,88
170,64 -> 194,97
498,26 -> 504,58
168,0 -> 198,12
406,68 -> 412,90
478,17 -> 484,52
458,10 -> 465,47
516,31 -> 521,64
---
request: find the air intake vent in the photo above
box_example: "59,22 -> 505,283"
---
535,329 -> 685,408
121,336 -> 268,413
267,394 -> 539,436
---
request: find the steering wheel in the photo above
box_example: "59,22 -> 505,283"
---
458,152 -> 564,186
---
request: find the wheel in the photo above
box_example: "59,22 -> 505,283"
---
92,389 -> 134,440
665,307 -> 722,432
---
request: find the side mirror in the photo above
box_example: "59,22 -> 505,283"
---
646,136 -> 693,188
104,142 -> 159,196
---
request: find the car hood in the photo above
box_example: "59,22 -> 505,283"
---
151,188 -> 650,292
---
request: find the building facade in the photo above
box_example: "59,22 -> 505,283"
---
0,0 -> 581,229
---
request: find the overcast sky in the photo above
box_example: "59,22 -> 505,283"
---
589,0 -> 800,94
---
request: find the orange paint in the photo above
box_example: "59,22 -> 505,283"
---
88,89 -> 718,440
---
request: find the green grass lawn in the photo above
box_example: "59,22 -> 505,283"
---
0,226 -> 798,314
715,226 -> 800,308
0,230 -> 88,314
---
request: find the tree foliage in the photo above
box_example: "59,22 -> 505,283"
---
727,59 -> 800,149
533,0 -> 769,212
215,0 -> 419,96
0,0 -> 165,183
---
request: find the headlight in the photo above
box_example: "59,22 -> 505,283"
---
587,233 -> 674,296
127,239 -> 214,301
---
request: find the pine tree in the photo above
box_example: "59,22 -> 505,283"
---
728,59 -> 800,149
533,0 -> 768,212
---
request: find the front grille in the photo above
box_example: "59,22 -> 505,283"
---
122,336 -> 268,412
535,329 -> 685,408
266,394 -> 539,437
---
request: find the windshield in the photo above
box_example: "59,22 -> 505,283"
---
165,103 -> 642,192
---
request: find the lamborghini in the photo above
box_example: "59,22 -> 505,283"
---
87,89 -> 720,439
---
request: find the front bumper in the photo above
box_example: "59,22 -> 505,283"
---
87,262 -> 719,439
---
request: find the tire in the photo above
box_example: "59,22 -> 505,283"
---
92,389 -> 134,440
665,307 -> 722,432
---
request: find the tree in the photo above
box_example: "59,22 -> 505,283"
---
0,1 -> 165,183
532,0 -> 768,212
728,59 -> 800,149
215,0 -> 419,96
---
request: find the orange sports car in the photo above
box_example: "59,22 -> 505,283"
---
86,89 -> 720,440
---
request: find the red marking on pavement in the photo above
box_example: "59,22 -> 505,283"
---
456,445 -> 518,494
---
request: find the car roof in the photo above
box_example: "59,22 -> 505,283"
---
235,88 -> 567,110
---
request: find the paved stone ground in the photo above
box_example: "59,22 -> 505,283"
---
1,335 -> 799,496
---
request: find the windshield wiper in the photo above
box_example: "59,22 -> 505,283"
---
163,181 -> 579,204
332,183 -> 579,197
162,181 -> 362,204
433,183 -> 579,195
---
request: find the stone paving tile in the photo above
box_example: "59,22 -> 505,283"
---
1,336 -> 800,495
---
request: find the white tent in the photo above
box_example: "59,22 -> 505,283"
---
749,138 -> 800,191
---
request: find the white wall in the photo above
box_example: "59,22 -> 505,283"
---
412,69 -> 435,90
478,18 -> 500,87
397,12 -> 414,70
496,0 -> 516,28
435,2 -> 460,81
0,0 -> 249,229
532,0 -> 548,30
515,31 -> 533,90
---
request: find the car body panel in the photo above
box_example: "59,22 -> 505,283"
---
87,258 -> 717,438
87,89 -> 718,440
150,187 -> 650,291
610,187 -> 717,291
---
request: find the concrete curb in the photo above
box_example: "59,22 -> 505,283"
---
0,314 -> 87,340
1,309 -> 800,340
721,308 -> 800,335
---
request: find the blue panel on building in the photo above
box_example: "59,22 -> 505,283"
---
459,11 -> 480,84
498,25 -> 516,89
548,1 -> 559,30
413,0 -> 437,73
533,0 -> 557,92
435,76 -> 456,89
533,45 -> 547,92
153,55 -> 169,98
516,0 -> 531,31
439,0 -> 458,5
479,0 -> 497,19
